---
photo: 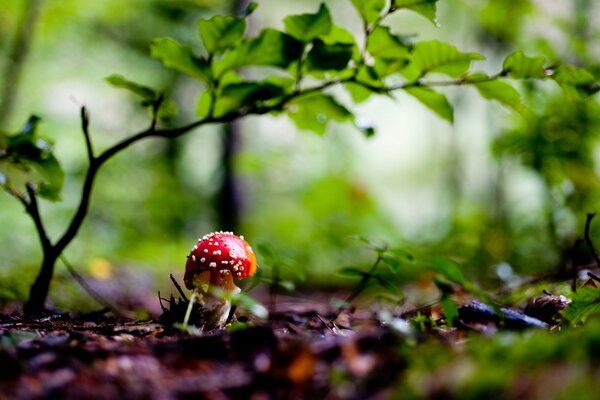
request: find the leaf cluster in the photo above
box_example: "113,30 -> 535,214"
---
0,117 -> 64,201
138,0 -> 598,134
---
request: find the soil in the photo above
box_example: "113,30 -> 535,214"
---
0,289 -> 567,400
0,302 -> 408,400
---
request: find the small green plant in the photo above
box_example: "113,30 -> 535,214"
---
1,0 -> 597,314
336,239 -> 411,309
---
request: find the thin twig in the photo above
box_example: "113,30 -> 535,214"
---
169,273 -> 188,302
345,255 -> 383,304
24,182 -> 52,251
316,313 -> 335,333
584,213 -> 600,268
149,94 -> 163,131
587,271 -> 600,284
60,255 -> 125,317
80,107 -> 94,160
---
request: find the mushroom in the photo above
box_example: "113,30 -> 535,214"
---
184,231 -> 258,328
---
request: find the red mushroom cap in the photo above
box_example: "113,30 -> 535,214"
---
184,232 -> 257,290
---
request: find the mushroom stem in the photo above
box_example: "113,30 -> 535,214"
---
195,274 -> 240,329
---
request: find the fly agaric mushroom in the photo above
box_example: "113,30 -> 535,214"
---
184,231 -> 257,328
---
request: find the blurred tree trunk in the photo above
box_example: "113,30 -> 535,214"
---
217,122 -> 241,232
0,0 -> 44,127
215,0 -> 250,233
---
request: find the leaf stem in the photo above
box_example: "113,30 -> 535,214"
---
344,253 -> 383,304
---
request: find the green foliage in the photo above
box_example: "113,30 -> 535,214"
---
397,318 -> 600,398
306,37 -> 354,72
0,117 -> 64,201
565,286 -> 600,324
283,3 -> 332,43
552,65 -> 600,97
404,87 -> 454,122
402,40 -> 485,81
367,26 -> 411,61
150,1 -> 597,133
106,75 -> 178,120
198,15 -> 247,55
469,74 -> 523,112
392,0 -> 439,24
287,93 -> 353,135
502,50 -> 546,79
150,38 -> 211,84
215,29 -> 303,74
350,0 -> 386,25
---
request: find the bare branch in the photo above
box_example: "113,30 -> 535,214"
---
80,107 -> 94,161
60,255 -> 126,317
24,182 -> 52,251
169,273 -> 188,302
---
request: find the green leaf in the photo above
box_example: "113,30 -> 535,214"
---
106,75 -> 177,120
106,75 -> 156,100
287,93 -> 353,135
198,15 -> 246,55
306,39 -> 353,71
388,248 -> 415,262
256,241 -> 278,265
151,38 -> 211,84
551,65 -> 600,96
156,98 -> 178,121
392,0 -> 439,25
405,86 -> 454,123
230,291 -> 268,319
216,29 -> 303,75
427,257 -> 465,285
283,3 -> 332,42
351,0 -> 386,25
1,116 -> 64,201
403,40 -> 485,81
469,74 -> 522,110
471,76 -> 520,107
337,267 -> 368,278
351,65 -> 386,96
381,254 -> 402,272
367,26 -> 411,60
367,26 -> 412,76
502,50 -> 546,79
344,82 -> 374,103
565,286 -> 600,324
33,152 -> 64,200
278,280 -> 296,292
373,274 -> 400,294
440,296 -> 458,325
197,80 -> 287,118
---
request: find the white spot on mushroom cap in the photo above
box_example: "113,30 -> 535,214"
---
209,262 -> 217,268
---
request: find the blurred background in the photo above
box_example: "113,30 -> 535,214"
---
1,0 -> 599,315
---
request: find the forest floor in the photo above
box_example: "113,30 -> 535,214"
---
1,284 -> 600,400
